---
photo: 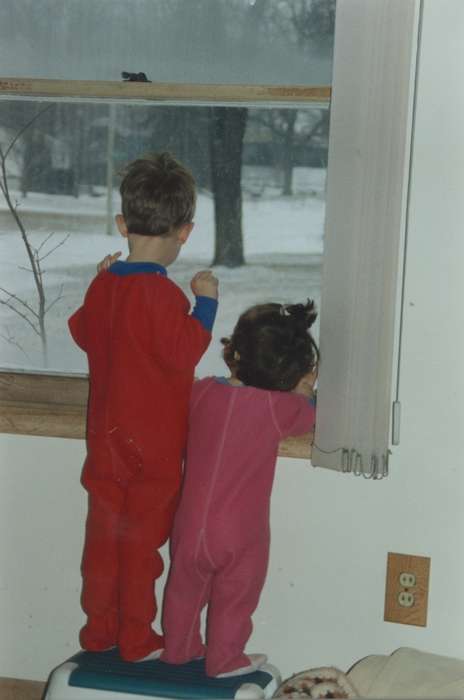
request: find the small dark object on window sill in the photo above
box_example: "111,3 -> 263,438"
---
121,71 -> 151,83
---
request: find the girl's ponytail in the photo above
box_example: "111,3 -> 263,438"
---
282,299 -> 317,329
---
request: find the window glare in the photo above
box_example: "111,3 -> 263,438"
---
0,0 -> 334,85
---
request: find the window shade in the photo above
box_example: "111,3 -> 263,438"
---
311,0 -> 421,477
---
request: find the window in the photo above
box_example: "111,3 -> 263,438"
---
0,101 -> 328,375
0,0 -> 335,460
1,1 -> 421,476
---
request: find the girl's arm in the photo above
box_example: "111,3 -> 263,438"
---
269,391 -> 316,439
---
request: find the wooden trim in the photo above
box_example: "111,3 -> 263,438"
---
0,78 -> 330,105
279,432 -> 313,460
0,399 -> 86,440
0,371 -> 87,439
0,370 -> 312,458
0,677 -> 46,700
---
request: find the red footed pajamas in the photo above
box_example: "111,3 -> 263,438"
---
69,261 -> 215,661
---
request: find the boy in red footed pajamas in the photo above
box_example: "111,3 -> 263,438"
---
161,301 -> 318,677
68,153 -> 218,663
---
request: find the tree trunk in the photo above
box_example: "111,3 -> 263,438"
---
281,110 -> 297,196
210,107 -> 247,267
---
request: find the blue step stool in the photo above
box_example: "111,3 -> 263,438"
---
44,649 -> 280,700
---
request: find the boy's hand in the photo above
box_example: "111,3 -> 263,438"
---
294,368 -> 318,397
97,251 -> 122,273
190,270 -> 219,299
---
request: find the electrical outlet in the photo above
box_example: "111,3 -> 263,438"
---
384,552 -> 430,626
399,572 -> 416,588
398,591 -> 414,607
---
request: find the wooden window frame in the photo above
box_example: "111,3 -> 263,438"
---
0,79 -> 330,458
0,78 -> 330,104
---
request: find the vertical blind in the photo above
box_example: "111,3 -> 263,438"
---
312,0 -> 421,477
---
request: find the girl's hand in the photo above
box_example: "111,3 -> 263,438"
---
294,368 -> 318,397
97,251 -> 122,273
190,270 -> 219,299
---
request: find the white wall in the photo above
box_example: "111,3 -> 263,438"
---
2,0 -> 464,684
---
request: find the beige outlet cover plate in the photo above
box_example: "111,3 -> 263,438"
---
384,552 -> 431,626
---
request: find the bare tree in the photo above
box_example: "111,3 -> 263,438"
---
251,0 -> 335,195
0,107 -> 69,366
269,0 -> 336,49
249,107 -> 329,195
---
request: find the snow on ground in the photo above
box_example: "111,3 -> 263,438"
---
0,168 -> 326,375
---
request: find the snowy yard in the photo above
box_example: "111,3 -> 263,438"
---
0,168 -> 325,376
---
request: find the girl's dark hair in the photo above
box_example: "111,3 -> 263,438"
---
119,152 -> 196,236
221,300 -> 319,391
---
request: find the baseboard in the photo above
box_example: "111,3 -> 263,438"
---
0,677 -> 46,700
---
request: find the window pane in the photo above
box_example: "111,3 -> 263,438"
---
0,100 -> 327,375
0,0 -> 334,85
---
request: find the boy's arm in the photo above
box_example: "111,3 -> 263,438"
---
72,255 -> 115,352
151,277 -> 218,371
68,306 -> 87,351
191,295 -> 218,333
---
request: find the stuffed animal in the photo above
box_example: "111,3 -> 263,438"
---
273,666 -> 360,699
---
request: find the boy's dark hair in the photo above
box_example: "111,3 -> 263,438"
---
221,300 -> 320,391
119,152 -> 196,236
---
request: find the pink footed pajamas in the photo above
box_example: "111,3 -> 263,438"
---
161,377 -> 315,677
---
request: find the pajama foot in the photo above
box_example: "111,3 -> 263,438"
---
134,648 -> 164,662
81,644 -> 117,652
119,630 -> 165,662
79,626 -> 118,653
215,653 -> 268,678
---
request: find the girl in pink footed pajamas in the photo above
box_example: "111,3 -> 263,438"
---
161,300 -> 319,678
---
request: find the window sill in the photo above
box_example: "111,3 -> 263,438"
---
0,77 -> 330,105
0,371 -> 88,439
0,371 -> 312,458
